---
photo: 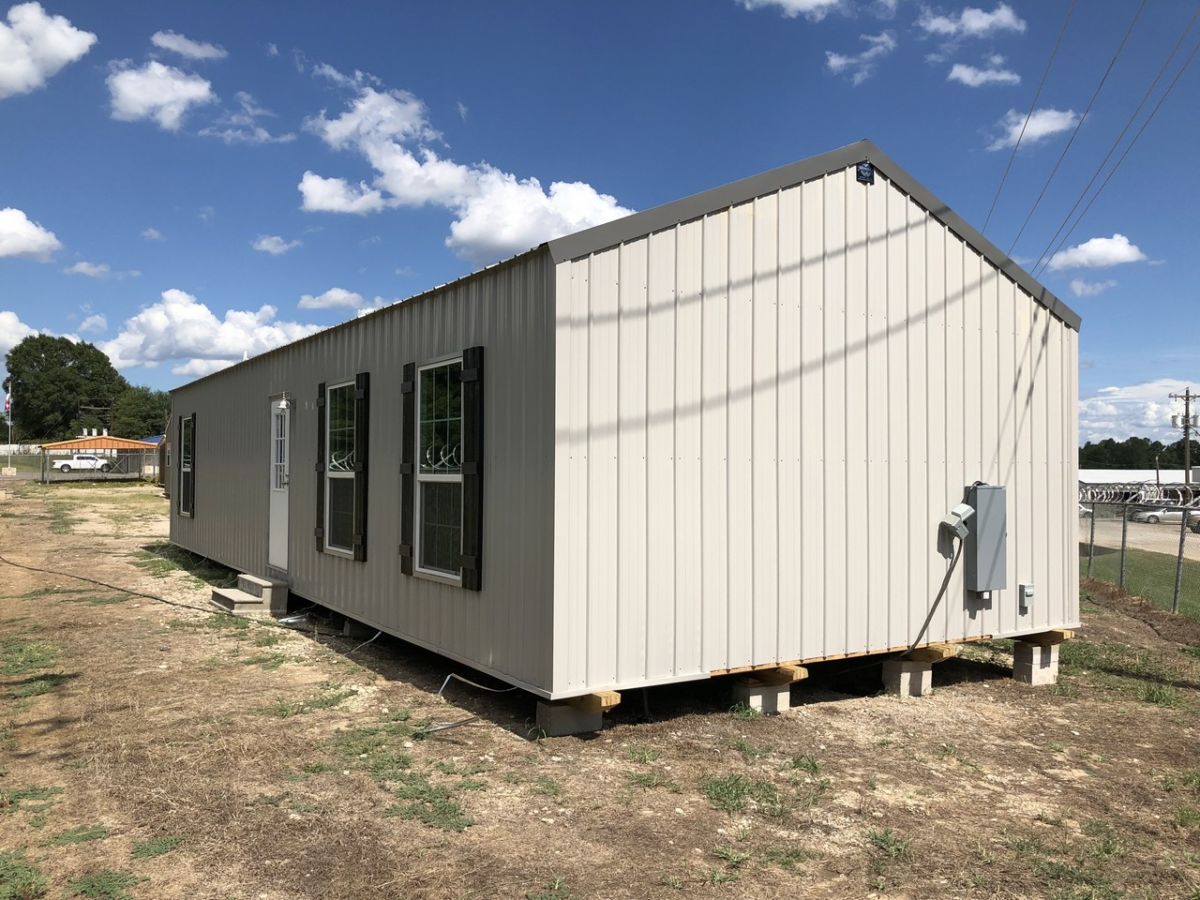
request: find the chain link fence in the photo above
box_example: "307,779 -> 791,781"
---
0,451 -> 159,483
1080,501 -> 1199,619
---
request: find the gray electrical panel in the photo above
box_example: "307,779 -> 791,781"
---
965,484 -> 1007,592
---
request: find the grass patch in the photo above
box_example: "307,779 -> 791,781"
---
134,543 -> 236,588
0,637 -> 57,676
16,587 -> 87,601
531,777 -> 562,798
1139,683 -> 1181,707
47,824 -> 108,846
61,595 -> 128,607
1174,806 -> 1200,829
0,850 -> 47,899
253,633 -> 285,648
789,754 -> 822,776
130,835 -> 183,859
1082,545 -> 1200,621
625,745 -> 660,764
763,847 -> 814,871
526,878 -> 570,900
627,771 -> 681,793
386,772 -> 473,832
8,672 -> 78,700
1,786 -> 63,814
733,738 -> 771,762
168,613 -> 250,633
699,773 -> 781,814
728,701 -> 762,720
260,685 -> 354,718
241,653 -> 287,671
66,870 -> 139,899
867,828 -> 911,860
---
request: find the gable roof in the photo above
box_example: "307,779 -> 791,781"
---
40,435 -> 158,451
546,139 -> 1080,332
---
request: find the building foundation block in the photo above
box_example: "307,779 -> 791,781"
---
882,659 -> 933,698
536,700 -> 603,737
1013,641 -> 1059,686
732,678 -> 792,714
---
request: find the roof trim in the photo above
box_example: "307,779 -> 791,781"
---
546,139 -> 1080,332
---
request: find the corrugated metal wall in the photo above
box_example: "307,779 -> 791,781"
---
551,164 -> 1079,697
171,251 -> 558,695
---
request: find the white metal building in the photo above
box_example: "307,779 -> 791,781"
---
169,140 -> 1081,716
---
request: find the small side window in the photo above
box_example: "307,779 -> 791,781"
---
178,415 -> 194,517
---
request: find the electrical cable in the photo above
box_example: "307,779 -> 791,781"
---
1030,3 -> 1200,277
416,672 -> 521,736
982,0 -> 1078,234
1005,0 -> 1148,257
1034,35 -> 1200,278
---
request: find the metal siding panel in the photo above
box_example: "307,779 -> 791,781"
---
565,259 -> 590,689
997,277 -> 1018,636
962,249 -> 983,638
752,193 -> 780,663
943,231 -> 966,644
552,262 -> 573,687
674,219 -> 704,674
701,210 -> 730,671
1015,288 -> 1036,635
776,185 -> 803,662
924,219 -> 948,644
844,177 -> 869,653
1047,318 -> 1065,631
588,248 -> 620,687
617,239 -> 649,684
1068,329 -> 1080,625
173,251 -> 556,695
885,180 -> 910,648
647,229 -> 677,680
906,201 -> 930,649
978,254 -> 999,637
727,200 -> 755,669
799,178 -> 825,661
865,177 -> 890,651
1031,305 -> 1050,632
822,171 -> 847,657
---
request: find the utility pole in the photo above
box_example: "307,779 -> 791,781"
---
1170,388 -> 1196,486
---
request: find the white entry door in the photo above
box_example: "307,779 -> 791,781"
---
268,398 -> 290,571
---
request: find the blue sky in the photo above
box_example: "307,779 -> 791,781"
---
0,0 -> 1196,442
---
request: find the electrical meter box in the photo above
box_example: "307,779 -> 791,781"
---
965,484 -> 1007,593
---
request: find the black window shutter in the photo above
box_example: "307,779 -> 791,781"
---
315,382 -> 326,552
353,372 -> 370,562
399,363 -> 415,574
189,412 -> 197,518
460,346 -> 484,591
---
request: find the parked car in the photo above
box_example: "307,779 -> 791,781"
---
54,453 -> 112,473
1130,507 -> 1200,525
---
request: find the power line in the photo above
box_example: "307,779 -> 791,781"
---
982,0 -> 1078,234
1035,35 -> 1200,278
1005,0 -> 1148,257
1030,3 -> 1200,276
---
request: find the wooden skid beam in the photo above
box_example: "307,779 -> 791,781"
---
709,637 -> 995,678
905,643 -> 958,664
1019,629 -> 1074,647
754,664 -> 810,685
568,690 -> 621,714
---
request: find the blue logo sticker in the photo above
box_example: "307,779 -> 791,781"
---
856,162 -> 875,185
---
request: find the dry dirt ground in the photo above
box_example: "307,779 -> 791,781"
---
3,482 -> 1200,899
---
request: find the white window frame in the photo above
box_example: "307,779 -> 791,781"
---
178,415 -> 194,517
414,356 -> 463,582
271,406 -> 289,491
324,380 -> 356,556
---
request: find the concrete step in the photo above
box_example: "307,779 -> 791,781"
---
211,586 -> 265,614
235,573 -> 289,615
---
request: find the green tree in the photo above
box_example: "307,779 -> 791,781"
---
109,386 -> 169,438
4,335 -> 128,441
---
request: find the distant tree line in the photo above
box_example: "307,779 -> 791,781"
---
1079,436 -> 1200,470
3,335 -> 169,442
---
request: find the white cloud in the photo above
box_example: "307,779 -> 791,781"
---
252,234 -> 302,255
199,90 -> 295,145
107,60 -> 215,131
0,206 -> 60,259
64,260 -> 140,279
78,313 -> 106,334
1069,278 -> 1116,298
297,65 -> 631,263
987,107 -> 1079,151
0,2 -> 96,99
141,227 -> 164,241
456,100 -> 468,121
0,309 -> 37,359
265,42 -> 279,57
948,60 -> 1019,87
1080,379 -> 1195,442
825,31 -> 896,85
150,30 -> 226,61
736,0 -> 843,20
298,170 -> 386,214
170,357 -> 234,376
1048,234 -> 1147,271
918,3 -> 1026,38
298,287 -> 365,309
101,288 -> 323,373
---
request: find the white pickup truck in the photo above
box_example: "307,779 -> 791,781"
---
53,453 -> 113,473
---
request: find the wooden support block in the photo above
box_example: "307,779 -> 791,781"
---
568,690 -> 621,715
755,664 -> 810,685
905,644 -> 958,664
1021,629 -> 1074,647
